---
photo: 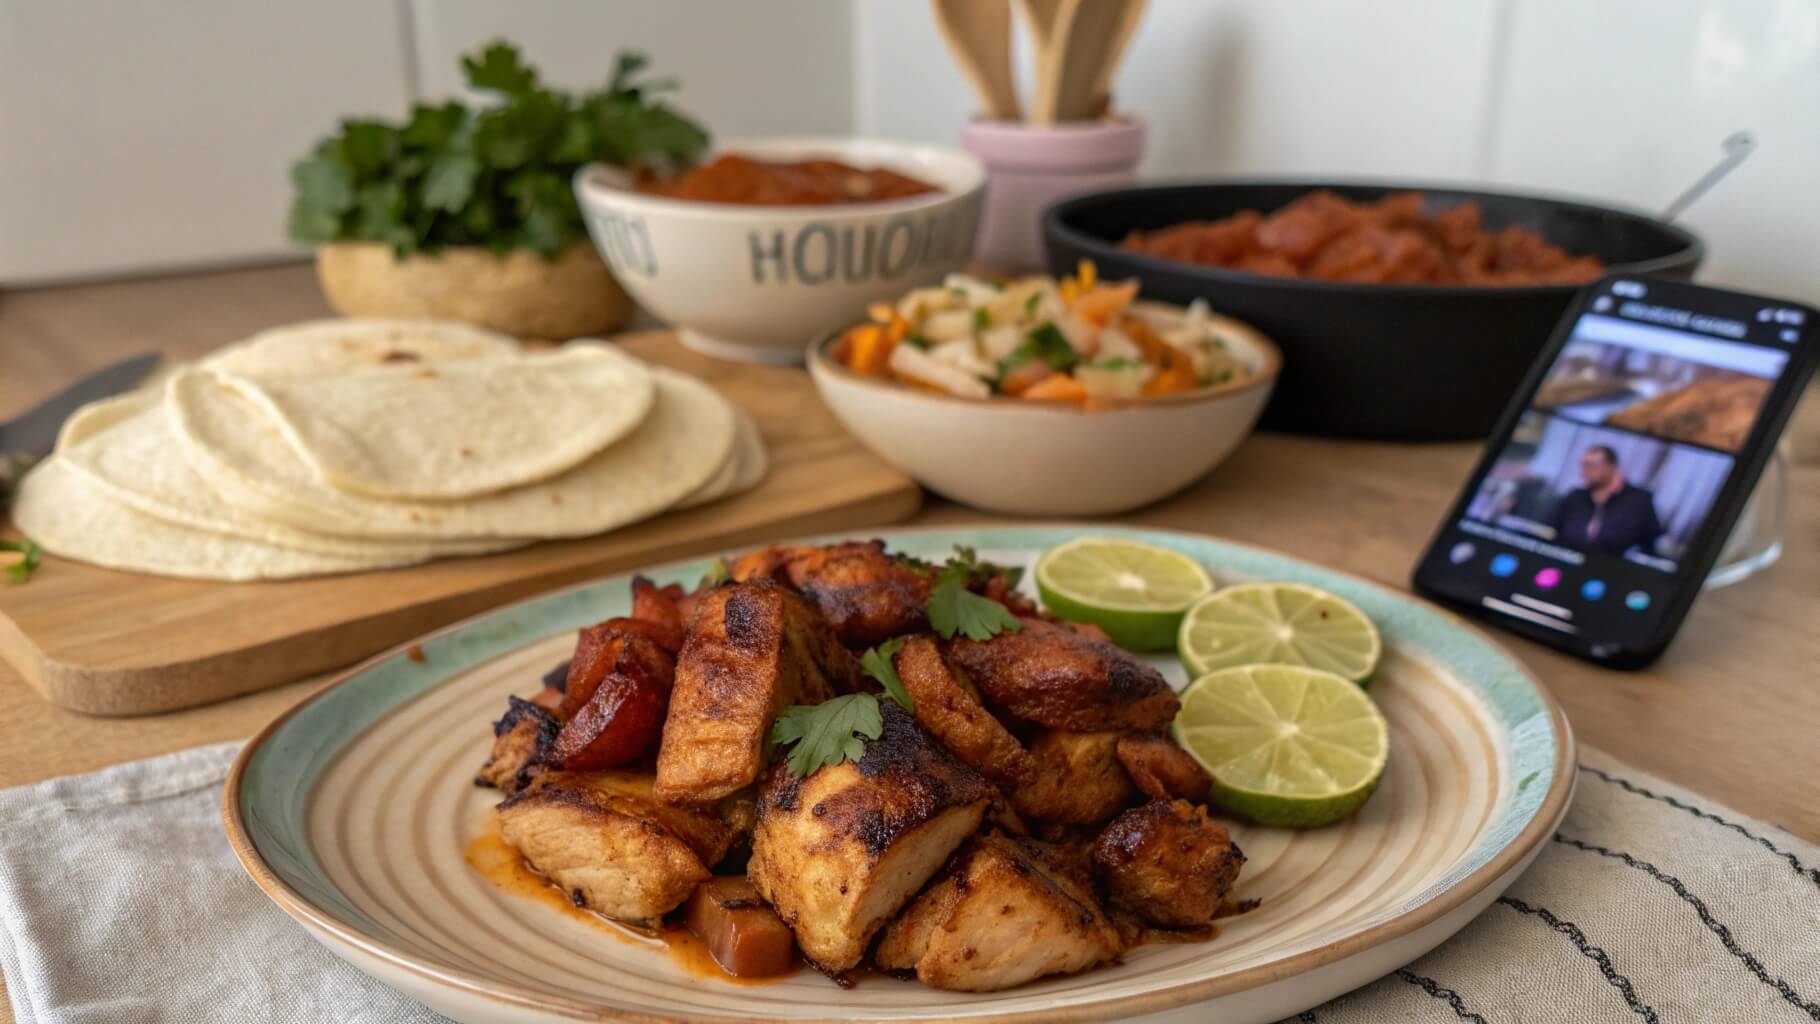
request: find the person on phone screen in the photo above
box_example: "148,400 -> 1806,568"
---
1549,445 -> 1664,555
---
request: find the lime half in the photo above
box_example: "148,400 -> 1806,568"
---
1035,537 -> 1214,651
1175,664 -> 1389,828
1177,582 -> 1382,684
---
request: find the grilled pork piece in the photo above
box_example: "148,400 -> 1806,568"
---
476,696 -> 562,796
1115,732 -> 1213,802
945,618 -> 1179,731
547,632 -> 675,771
1092,799 -> 1246,927
629,576 -> 687,653
1009,730 -> 1138,825
892,635 -> 1031,785
875,831 -> 1123,990
655,581 -> 861,804
496,771 -> 733,928
747,702 -> 992,974
729,540 -> 932,648
684,876 -> 798,978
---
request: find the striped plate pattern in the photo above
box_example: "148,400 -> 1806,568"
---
226,526 -> 1574,1024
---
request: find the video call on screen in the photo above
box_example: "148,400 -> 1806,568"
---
1463,295 -> 1791,576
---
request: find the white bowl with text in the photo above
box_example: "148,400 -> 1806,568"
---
575,138 -> 986,364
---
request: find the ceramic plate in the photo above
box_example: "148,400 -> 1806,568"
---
225,526 -> 1574,1024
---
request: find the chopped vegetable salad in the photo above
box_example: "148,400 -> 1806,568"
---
831,262 -> 1251,406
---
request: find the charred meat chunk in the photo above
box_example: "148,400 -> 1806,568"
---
945,619 -> 1179,731
496,771 -> 734,929
654,581 -> 859,804
892,635 -> 1031,785
729,540 -> 932,648
747,702 -> 992,974
475,696 -> 561,796
1009,729 -> 1138,826
1092,799 -> 1246,928
1115,732 -> 1213,802
875,831 -> 1123,990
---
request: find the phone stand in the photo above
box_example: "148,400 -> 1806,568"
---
1704,442 -> 1789,590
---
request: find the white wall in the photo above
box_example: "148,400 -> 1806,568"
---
0,0 -> 413,283
3,0 -> 1814,304
854,0 -> 1820,305
0,0 -> 851,285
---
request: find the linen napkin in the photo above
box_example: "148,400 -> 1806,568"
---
1,743 -> 1816,1024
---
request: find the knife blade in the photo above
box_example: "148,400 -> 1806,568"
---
0,353 -> 161,460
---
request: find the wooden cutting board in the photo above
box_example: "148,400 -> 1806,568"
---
0,331 -> 921,716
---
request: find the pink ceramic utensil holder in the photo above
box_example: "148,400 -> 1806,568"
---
961,116 -> 1146,273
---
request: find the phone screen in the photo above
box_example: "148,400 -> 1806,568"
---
1414,275 -> 1816,665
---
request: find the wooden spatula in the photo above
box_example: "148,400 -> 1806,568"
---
1087,0 -> 1146,117
1044,0 -> 1143,123
932,0 -> 1022,121
1019,0 -> 1068,124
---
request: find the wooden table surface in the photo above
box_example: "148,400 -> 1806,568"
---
2,264 -> 1816,846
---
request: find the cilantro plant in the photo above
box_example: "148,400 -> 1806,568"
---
288,43 -> 708,259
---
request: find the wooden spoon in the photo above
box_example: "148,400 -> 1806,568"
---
1020,0 -> 1069,124
1045,0 -> 1143,123
1087,0 -> 1146,118
931,0 -> 1022,121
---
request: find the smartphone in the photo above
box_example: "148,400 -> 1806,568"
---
1413,274 -> 1818,668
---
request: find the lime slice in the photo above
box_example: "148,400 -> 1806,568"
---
1174,664 -> 1389,828
1035,537 -> 1214,651
1177,582 -> 1382,684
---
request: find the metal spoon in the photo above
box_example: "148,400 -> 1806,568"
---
1663,131 -> 1755,222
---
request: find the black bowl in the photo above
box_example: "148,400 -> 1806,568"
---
1043,180 -> 1703,440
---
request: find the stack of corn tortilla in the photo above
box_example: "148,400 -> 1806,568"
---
13,320 -> 765,580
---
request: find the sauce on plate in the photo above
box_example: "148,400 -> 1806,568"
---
464,826 -> 798,986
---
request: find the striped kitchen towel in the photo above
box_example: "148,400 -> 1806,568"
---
0,743 -> 1813,1022
1294,747 -> 1820,1023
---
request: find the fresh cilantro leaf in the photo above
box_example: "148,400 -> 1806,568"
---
402,102 -> 466,148
1023,323 -> 1079,372
1023,291 -> 1043,315
973,308 -> 991,330
925,547 -> 1026,640
903,334 -> 931,350
771,695 -> 884,777
336,121 -> 399,177
1,539 -> 41,584
1089,356 -> 1143,370
928,582 -> 1023,641
860,638 -> 913,711
422,152 -> 480,212
291,154 -> 355,214
938,545 -> 1024,590
462,41 -> 540,95
607,52 -> 651,94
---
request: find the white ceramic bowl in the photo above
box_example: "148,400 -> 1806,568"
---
808,302 -> 1282,514
574,138 -> 986,364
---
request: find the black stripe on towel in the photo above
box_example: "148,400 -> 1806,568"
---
1395,969 -> 1488,1022
1555,835 -> 1820,1021
1497,896 -> 1660,1022
1580,764 -> 1820,888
